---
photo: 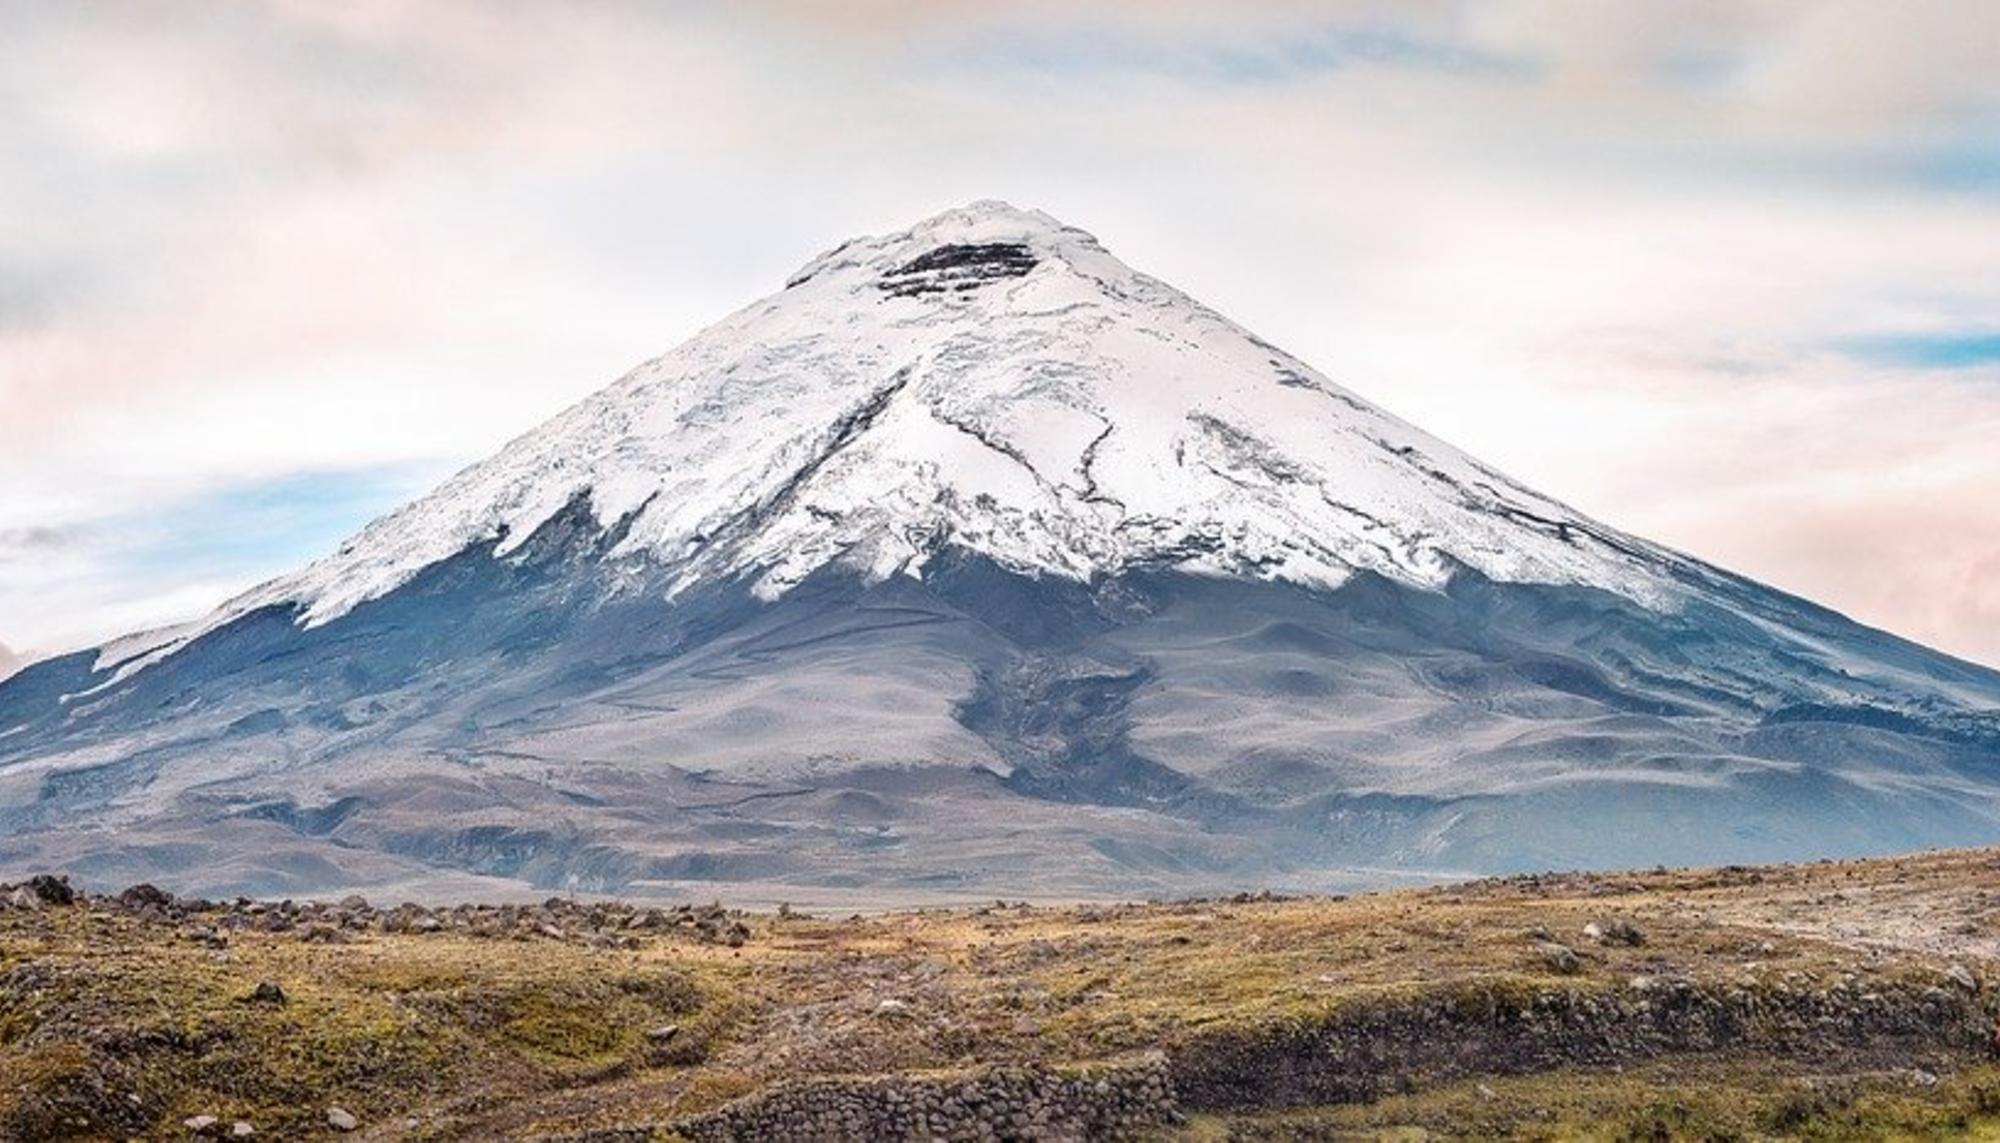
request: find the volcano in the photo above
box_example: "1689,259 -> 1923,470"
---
2,202 -> 1996,902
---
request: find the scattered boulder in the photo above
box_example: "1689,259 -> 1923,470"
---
231,1122 -> 255,1137
247,980 -> 287,1006
117,883 -> 176,911
1537,942 -> 1582,975
184,1114 -> 219,1135
643,1023 -> 684,1064
326,1107 -> 358,1132
1600,919 -> 1645,947
1947,963 -> 1979,993
3,874 -> 78,910
185,926 -> 228,949
24,874 -> 77,906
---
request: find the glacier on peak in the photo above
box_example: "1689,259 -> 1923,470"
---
166,200 -> 1672,665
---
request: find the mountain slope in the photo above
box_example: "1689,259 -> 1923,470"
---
1,201 -> 1996,901
113,202 -> 1672,660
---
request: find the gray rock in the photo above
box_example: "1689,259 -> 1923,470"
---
118,882 -> 175,911
23,874 -> 76,906
1600,919 -> 1645,946
186,926 -> 228,949
326,1107 -> 358,1132
1537,942 -> 1582,974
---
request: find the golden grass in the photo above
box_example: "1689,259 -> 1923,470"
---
2,847 -> 1996,1138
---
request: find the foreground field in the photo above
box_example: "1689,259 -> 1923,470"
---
4,848 -> 2000,1140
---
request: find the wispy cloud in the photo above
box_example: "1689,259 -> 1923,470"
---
942,21 -> 1539,86
0,526 -> 77,556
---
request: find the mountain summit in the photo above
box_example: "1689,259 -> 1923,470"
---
167,200 -> 1660,646
3,202 -> 1997,901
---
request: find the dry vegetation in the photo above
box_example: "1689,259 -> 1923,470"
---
4,848 -> 2000,1140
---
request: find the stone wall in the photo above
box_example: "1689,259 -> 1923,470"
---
1171,973 -> 1993,1110
668,1058 -> 1176,1142
560,974 -> 1993,1141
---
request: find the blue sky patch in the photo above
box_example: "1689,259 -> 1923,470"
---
99,463 -> 446,583
1838,331 -> 2000,371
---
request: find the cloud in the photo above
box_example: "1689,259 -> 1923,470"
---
1,1 -> 1997,666
937,18 -> 1540,85
0,526 -> 76,555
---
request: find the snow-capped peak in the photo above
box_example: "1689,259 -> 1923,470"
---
141,200 -> 1675,668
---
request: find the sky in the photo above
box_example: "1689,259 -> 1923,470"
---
1,0 -> 1997,670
